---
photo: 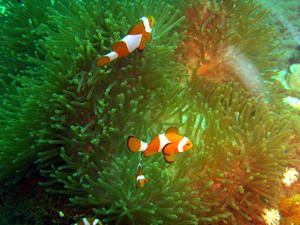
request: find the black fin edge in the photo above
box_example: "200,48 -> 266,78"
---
127,135 -> 137,152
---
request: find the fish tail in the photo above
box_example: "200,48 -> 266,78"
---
96,56 -> 111,67
127,136 -> 147,152
96,51 -> 119,67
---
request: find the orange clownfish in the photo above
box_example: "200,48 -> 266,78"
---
96,16 -> 155,67
74,217 -> 102,225
136,165 -> 149,188
127,127 -> 193,163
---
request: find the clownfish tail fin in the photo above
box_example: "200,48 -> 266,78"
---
96,56 -> 110,67
96,51 -> 118,67
127,136 -> 147,152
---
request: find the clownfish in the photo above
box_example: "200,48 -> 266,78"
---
96,16 -> 155,67
74,217 -> 102,225
127,127 -> 193,163
136,165 -> 149,188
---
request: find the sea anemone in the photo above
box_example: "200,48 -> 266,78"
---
0,0 -> 297,225
181,83 -> 292,225
0,0 -> 185,186
178,0 -> 283,98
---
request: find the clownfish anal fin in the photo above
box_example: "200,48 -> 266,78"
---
112,41 -> 128,57
144,32 -> 152,41
164,154 -> 175,164
166,127 -> 179,134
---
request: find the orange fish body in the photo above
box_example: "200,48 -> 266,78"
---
96,16 -> 155,66
74,217 -> 102,225
127,127 -> 193,163
136,166 -> 149,188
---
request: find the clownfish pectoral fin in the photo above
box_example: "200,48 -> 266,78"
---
144,32 -> 152,41
162,143 -> 176,155
164,154 -> 175,163
166,127 -> 179,134
138,37 -> 146,51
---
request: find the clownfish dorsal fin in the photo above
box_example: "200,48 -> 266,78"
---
128,20 -> 146,35
166,127 -> 179,134
136,168 -> 143,176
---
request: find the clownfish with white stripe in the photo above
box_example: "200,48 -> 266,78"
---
74,217 -> 102,225
127,127 -> 193,163
96,16 -> 155,67
136,165 -> 149,188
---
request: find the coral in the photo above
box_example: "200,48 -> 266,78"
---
258,0 -> 300,63
262,208 -> 280,225
282,167 -> 299,187
279,194 -> 300,225
287,63 -> 300,91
